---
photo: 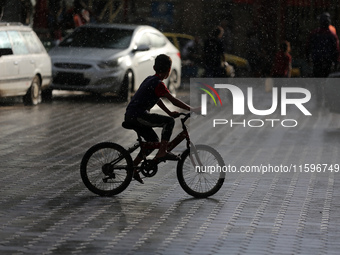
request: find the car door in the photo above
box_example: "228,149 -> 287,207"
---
21,31 -> 52,89
7,30 -> 35,94
0,31 -> 20,97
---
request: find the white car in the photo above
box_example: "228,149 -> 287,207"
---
48,24 -> 181,101
0,23 -> 52,105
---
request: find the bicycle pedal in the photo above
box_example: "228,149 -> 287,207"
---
133,171 -> 144,184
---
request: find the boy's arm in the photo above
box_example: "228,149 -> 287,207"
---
157,93 -> 201,115
157,98 -> 176,116
162,92 -> 192,111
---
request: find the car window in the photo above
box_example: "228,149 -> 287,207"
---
0,31 -> 12,49
8,31 -> 29,55
149,33 -> 166,48
21,31 -> 43,54
59,27 -> 133,49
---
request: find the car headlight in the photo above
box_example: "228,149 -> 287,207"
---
98,59 -> 119,69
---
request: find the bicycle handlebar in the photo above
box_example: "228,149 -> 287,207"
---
178,112 -> 191,124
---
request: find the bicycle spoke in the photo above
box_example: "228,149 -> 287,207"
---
177,145 -> 225,198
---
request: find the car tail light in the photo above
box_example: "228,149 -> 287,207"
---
177,52 -> 181,59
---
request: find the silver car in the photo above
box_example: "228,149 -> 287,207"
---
48,24 -> 181,101
0,23 -> 52,105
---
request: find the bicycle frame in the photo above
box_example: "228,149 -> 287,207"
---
108,113 -> 203,169
126,114 -> 191,159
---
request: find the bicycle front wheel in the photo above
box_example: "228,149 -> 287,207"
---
80,142 -> 133,196
177,144 -> 225,198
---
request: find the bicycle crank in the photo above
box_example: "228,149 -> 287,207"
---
140,160 -> 158,177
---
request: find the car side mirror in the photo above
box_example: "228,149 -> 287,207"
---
0,48 -> 13,57
133,44 -> 150,52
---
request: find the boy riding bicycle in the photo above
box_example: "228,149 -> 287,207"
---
124,54 -> 199,184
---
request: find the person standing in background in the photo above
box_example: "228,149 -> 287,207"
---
203,26 -> 226,78
306,12 -> 340,106
73,0 -> 90,27
272,40 -> 292,78
306,12 -> 339,78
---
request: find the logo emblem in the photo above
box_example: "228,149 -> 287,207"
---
198,83 -> 222,115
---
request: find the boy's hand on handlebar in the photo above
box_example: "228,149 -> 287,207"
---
191,107 -> 201,114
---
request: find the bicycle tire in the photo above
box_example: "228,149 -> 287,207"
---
80,142 -> 133,196
177,144 -> 225,198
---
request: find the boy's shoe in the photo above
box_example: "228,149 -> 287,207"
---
155,152 -> 180,162
133,170 -> 144,184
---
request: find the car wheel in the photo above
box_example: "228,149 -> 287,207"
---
23,76 -> 41,106
118,70 -> 134,102
168,69 -> 178,97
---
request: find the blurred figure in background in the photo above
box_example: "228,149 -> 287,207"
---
306,12 -> 339,78
271,40 -> 292,109
49,0 -> 66,45
220,19 -> 234,54
306,12 -> 340,106
203,26 -> 226,77
73,0 -> 90,27
20,0 -> 32,25
181,36 -> 203,78
271,40 -> 292,78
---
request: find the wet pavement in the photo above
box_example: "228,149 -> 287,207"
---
1,84 -> 340,254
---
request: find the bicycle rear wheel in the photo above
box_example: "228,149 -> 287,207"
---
80,142 -> 133,196
177,144 -> 225,198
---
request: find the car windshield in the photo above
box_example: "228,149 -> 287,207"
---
59,27 -> 133,49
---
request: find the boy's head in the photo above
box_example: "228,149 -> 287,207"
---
154,54 -> 172,74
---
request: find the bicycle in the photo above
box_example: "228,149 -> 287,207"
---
80,113 -> 225,198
